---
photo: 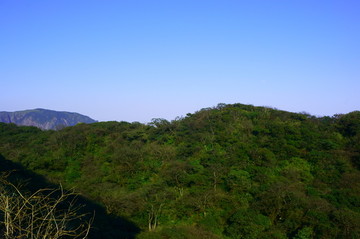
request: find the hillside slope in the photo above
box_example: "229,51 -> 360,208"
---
0,103 -> 359,238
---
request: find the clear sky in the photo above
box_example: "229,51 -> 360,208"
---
1,0 -> 359,122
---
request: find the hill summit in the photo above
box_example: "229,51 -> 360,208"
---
0,108 -> 97,130
0,103 -> 359,238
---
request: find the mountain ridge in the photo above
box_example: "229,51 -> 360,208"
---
0,108 -> 97,130
0,103 -> 359,238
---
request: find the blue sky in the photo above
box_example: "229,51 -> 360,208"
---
1,0 -> 359,122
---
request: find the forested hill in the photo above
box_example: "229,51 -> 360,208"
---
1,103 -> 360,238
0,108 -> 97,130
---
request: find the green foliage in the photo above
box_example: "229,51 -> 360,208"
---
0,104 -> 360,238
294,227 -> 313,239
225,209 -> 271,239
65,158 -> 81,183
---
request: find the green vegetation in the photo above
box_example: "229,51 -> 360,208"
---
1,103 -> 359,238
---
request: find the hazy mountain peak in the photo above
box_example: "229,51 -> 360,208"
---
0,109 -> 97,130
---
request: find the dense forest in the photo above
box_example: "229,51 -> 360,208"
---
1,103 -> 359,238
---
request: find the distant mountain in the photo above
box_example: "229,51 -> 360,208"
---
0,109 -> 97,130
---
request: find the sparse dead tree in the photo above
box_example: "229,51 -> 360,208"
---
148,203 -> 163,232
0,174 -> 93,239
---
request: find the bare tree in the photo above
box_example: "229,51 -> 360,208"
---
0,174 -> 93,239
148,203 -> 163,232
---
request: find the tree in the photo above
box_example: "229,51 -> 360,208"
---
0,175 -> 92,239
225,209 -> 271,239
